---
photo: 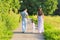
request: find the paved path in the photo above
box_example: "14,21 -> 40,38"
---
11,20 -> 44,40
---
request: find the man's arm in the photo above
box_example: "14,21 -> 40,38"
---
26,12 -> 29,19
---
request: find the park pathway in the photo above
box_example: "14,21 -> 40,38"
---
11,20 -> 45,40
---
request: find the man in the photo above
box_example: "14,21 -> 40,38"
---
20,8 -> 28,33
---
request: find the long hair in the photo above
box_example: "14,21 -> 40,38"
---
38,8 -> 43,16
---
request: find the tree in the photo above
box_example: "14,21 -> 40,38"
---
43,0 -> 58,15
54,0 -> 60,15
20,0 -> 58,15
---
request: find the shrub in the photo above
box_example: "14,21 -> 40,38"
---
0,0 -> 20,40
0,14 -> 12,40
0,12 -> 20,40
44,16 -> 60,40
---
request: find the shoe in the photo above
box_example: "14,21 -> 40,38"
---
22,32 -> 24,33
39,31 -> 42,34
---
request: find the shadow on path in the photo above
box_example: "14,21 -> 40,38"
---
34,33 -> 45,40
13,32 -> 42,34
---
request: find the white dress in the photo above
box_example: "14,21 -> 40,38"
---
32,22 -> 35,32
38,16 -> 44,33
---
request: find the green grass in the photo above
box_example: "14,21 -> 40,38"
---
29,15 -> 60,40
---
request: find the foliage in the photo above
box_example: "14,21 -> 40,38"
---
0,0 -> 20,40
29,15 -> 60,40
0,14 -> 12,40
0,0 -> 20,13
29,15 -> 37,25
20,0 -> 58,15
2,12 -> 20,30
44,16 -> 60,40
54,0 -> 60,15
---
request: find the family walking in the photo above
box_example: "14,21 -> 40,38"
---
20,7 -> 44,33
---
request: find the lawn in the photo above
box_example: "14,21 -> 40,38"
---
29,15 -> 60,40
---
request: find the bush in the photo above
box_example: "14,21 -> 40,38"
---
0,0 -> 20,40
0,11 -> 20,40
44,16 -> 60,40
2,12 -> 20,30
0,14 -> 12,40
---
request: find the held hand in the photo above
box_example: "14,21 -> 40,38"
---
42,14 -> 44,19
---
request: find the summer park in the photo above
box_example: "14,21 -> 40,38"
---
0,0 -> 60,40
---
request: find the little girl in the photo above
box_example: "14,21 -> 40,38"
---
31,19 -> 36,32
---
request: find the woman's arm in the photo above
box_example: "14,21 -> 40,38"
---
37,12 -> 38,18
42,14 -> 44,19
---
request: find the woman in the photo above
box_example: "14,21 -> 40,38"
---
20,8 -> 28,33
37,8 -> 44,33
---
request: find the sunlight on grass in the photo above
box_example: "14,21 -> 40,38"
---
44,16 -> 60,30
44,16 -> 60,40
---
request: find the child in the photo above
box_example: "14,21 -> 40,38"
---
31,19 -> 36,32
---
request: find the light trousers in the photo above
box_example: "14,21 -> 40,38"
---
22,18 -> 27,32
